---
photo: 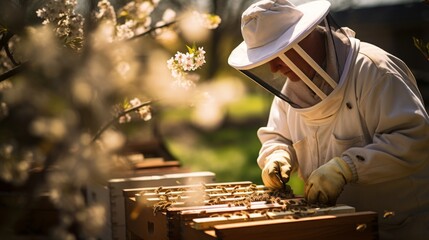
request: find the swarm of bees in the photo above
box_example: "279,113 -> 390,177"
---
144,182 -> 325,220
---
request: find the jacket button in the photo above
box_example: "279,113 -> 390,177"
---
346,102 -> 353,109
356,155 -> 365,161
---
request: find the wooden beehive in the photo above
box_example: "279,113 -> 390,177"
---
124,181 -> 258,240
85,156 -> 216,240
124,181 -> 378,240
194,211 -> 378,240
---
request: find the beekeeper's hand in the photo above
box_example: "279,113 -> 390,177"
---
261,150 -> 292,189
305,157 -> 353,205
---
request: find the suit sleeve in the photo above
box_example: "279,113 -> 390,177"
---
343,67 -> 429,184
257,97 -> 297,170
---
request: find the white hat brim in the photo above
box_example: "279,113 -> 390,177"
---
228,0 -> 331,70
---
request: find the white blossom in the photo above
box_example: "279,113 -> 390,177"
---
115,0 -> 160,39
167,46 -> 206,90
129,97 -> 142,107
95,0 -> 117,25
193,11 -> 222,29
162,9 -> 176,22
137,106 -> 152,121
118,98 -> 152,123
36,0 -> 84,50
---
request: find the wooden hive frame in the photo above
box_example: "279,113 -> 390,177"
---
124,181 -> 257,240
203,211 -> 379,240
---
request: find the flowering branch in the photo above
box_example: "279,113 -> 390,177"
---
91,99 -> 154,143
91,42 -> 208,143
128,20 -> 177,41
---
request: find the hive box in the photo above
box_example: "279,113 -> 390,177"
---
85,158 -> 215,240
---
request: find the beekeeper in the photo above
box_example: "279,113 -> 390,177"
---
228,0 -> 429,239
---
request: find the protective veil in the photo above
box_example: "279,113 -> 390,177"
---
228,0 -> 349,108
242,19 -> 350,108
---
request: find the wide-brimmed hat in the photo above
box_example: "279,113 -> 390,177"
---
228,0 -> 331,69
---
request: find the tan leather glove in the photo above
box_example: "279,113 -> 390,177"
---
305,157 -> 353,205
261,150 -> 292,189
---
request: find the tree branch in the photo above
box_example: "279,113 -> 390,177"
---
0,31 -> 18,64
91,100 -> 154,143
0,62 -> 28,82
128,21 -> 177,41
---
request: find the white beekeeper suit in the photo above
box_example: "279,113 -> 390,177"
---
228,0 -> 429,239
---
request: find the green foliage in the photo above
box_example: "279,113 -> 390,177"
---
163,93 -> 305,195
226,94 -> 270,118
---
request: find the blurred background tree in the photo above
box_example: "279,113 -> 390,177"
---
0,0 -> 228,238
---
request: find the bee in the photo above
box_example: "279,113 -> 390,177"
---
159,195 -> 169,201
152,207 -> 160,216
234,212 -> 243,217
265,212 -> 273,219
306,209 -> 316,215
291,207 -> 300,212
243,212 -> 251,220
243,199 -> 251,208
152,202 -> 171,215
